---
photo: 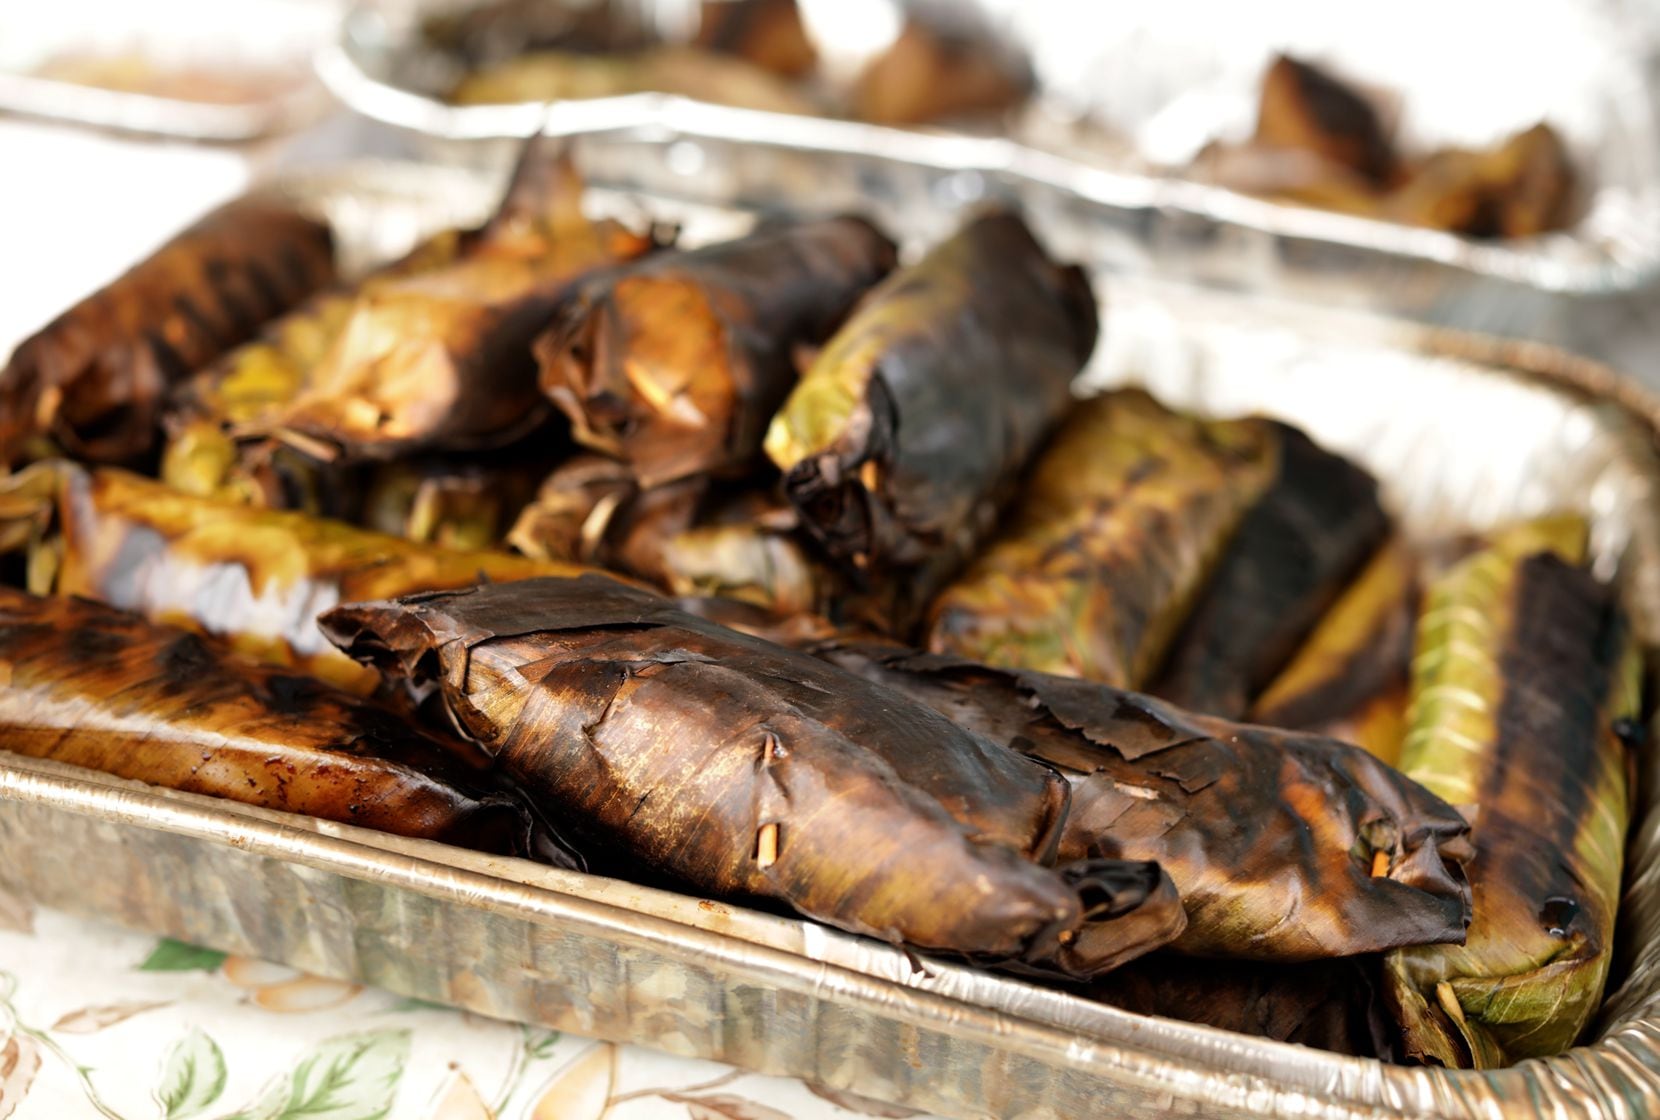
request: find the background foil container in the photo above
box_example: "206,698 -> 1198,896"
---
7,151 -> 1660,1118
319,0 -> 1660,346
0,0 -> 337,141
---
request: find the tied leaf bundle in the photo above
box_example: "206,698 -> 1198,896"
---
1254,538 -> 1420,765
0,588 -> 568,863
926,391 -> 1277,686
765,211 -> 1097,575
163,137 -> 653,513
1151,422 -> 1388,718
0,461 -> 609,692
1384,517 -> 1641,1067
321,576 -> 1189,980
810,640 -> 1474,960
538,215 -> 897,487
2,197 -> 335,466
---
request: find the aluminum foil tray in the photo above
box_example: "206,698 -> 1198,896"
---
6,154 -> 1660,1119
318,0 -> 1660,334
0,0 -> 337,141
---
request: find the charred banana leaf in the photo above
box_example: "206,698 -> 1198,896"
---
1384,517 -> 1640,1068
1084,955 -> 1397,1059
696,0 -> 816,77
506,455 -> 706,585
1,197 -> 335,466
360,451 -> 551,551
0,461 -> 602,693
321,576 -> 1188,979
271,142 -> 653,460
538,215 -> 897,487
765,211 -> 1096,573
659,488 -> 963,633
1253,538 -> 1419,766
1253,55 -> 1396,186
926,391 -> 1277,686
813,640 -> 1474,960
851,19 -> 1031,125
161,228 -> 473,508
1387,124 -> 1576,239
256,139 -> 653,463
1151,423 -> 1388,718
659,511 -> 827,618
0,588 -> 565,862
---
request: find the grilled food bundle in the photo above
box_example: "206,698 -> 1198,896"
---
0,136 -> 1640,1072
431,0 -> 1030,126
1194,54 -> 1578,238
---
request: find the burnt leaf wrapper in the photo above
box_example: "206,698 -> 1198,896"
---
765,210 -> 1097,575
1253,55 -> 1396,186
538,214 -> 896,487
321,575 -> 1188,979
695,0 -> 816,77
0,461 -> 611,693
0,587 -> 571,864
169,137 -> 653,475
506,454 -> 708,586
813,640 -> 1474,961
1253,537 -> 1420,766
1151,422 -> 1388,718
1084,954 -> 1398,1059
2,196 -> 335,466
1384,517 -> 1640,1068
926,390 -> 1277,686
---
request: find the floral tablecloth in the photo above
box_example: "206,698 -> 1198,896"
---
0,894 -> 933,1120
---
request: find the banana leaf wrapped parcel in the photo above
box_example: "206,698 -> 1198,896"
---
851,18 -> 1032,126
1152,423 -> 1388,718
0,588 -> 569,864
359,448 -> 557,550
1252,54 -> 1397,188
927,391 -> 1277,685
506,455 -> 707,584
538,215 -> 897,487
160,224 -> 480,511
321,576 -> 1188,979
657,505 -> 830,618
1,196 -> 335,466
695,0 -> 816,78
1384,517 -> 1641,1068
1253,538 -> 1420,766
810,640 -> 1474,960
0,461 -> 605,692
271,142 -> 653,462
765,211 -> 1097,574
177,139 -> 654,472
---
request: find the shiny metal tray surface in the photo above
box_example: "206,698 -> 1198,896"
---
6,156 -> 1660,1119
0,0 -> 336,141
318,0 -> 1660,324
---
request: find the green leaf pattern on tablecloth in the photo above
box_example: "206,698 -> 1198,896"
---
156,1028 -> 227,1120
222,1030 -> 409,1120
0,914 -> 943,1120
140,941 -> 229,974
